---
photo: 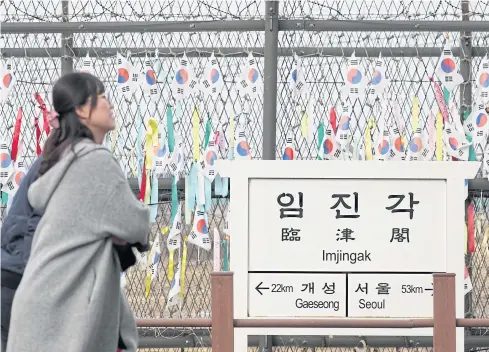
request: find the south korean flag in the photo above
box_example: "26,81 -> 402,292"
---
172,53 -> 198,101
237,52 -> 262,99
166,267 -> 181,309
374,129 -> 391,161
335,104 -> 352,148
435,40 -> 463,92
475,55 -> 489,104
320,126 -> 343,160
154,125 -> 169,176
234,128 -> 251,160
388,126 -> 406,161
420,129 -> 435,161
443,121 -> 471,161
200,52 -> 224,99
167,135 -> 185,183
282,129 -> 295,161
116,52 -> 138,101
200,139 -> 218,181
142,54 -> 158,101
3,167 -> 26,197
406,127 -> 423,161
289,53 -> 307,100
0,58 -> 16,103
167,204 -> 182,251
341,52 -> 367,102
367,53 -> 389,104
188,208 -> 211,251
79,53 -> 95,75
0,140 -> 13,185
464,101 -> 489,159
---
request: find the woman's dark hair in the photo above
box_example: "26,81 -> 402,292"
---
39,72 -> 105,175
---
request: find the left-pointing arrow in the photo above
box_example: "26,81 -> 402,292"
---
255,282 -> 270,295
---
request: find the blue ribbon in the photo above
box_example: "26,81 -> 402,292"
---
187,163 -> 198,211
150,173 -> 159,222
204,178 -> 212,212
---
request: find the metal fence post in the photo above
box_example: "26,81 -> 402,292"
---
211,272 -> 234,352
260,9 -> 279,352
433,273 -> 456,352
60,0 -> 73,75
460,0 -> 473,320
460,0 -> 472,121
262,0 -> 279,160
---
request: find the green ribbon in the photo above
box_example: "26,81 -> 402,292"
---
317,122 -> 324,160
461,109 -> 477,161
204,117 -> 212,150
443,87 -> 450,105
222,238 -> 229,271
1,192 -> 8,206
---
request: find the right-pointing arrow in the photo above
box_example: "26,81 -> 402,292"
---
255,281 -> 270,295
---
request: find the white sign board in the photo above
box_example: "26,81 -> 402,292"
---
348,274 -> 434,318
248,273 -> 346,317
248,178 -> 446,272
216,160 -> 479,352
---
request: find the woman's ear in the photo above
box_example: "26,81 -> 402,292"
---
76,104 -> 90,120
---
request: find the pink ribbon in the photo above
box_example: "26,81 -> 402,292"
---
430,77 -> 449,122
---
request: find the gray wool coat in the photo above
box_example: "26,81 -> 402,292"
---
6,139 -> 150,352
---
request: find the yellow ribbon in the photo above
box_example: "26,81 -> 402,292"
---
145,118 -> 159,169
144,240 -> 153,299
412,96 -> 420,132
435,111 -> 443,160
179,236 -> 188,299
161,226 -> 174,281
192,107 -> 200,161
144,265 -> 151,298
365,120 -> 373,160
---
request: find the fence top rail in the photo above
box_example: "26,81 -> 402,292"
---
2,47 -> 489,59
2,20 -> 489,34
456,319 -> 489,327
234,319 -> 434,329
133,318 -> 489,329
136,319 -> 212,328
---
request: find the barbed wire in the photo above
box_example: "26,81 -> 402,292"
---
3,0 -> 489,22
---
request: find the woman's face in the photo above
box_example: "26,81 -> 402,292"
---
77,92 -> 115,142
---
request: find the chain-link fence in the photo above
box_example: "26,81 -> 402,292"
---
2,0 -> 489,351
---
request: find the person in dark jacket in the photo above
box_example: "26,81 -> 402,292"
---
1,156 -> 43,352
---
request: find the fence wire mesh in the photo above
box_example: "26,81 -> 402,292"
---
1,0 -> 489,351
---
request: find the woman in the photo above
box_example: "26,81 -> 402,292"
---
6,72 -> 150,352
